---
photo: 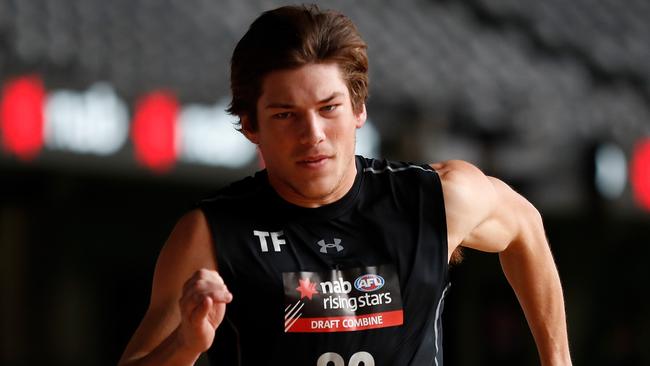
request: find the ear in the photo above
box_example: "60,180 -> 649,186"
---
240,115 -> 259,144
354,103 -> 367,129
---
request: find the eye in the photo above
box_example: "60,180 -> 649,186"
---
272,111 -> 293,119
320,104 -> 339,113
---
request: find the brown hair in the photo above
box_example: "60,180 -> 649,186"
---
227,4 -> 369,131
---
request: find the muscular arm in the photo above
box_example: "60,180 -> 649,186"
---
118,209 -> 232,366
432,160 -> 571,366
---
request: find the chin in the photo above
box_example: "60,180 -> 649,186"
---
294,177 -> 337,200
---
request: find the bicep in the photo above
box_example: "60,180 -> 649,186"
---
119,209 -> 217,362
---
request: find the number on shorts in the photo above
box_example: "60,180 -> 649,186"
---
317,351 -> 375,366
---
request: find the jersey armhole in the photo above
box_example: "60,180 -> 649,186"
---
429,167 -> 450,285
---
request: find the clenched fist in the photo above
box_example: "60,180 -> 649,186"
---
177,269 -> 233,354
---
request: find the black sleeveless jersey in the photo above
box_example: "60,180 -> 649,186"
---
199,156 -> 450,366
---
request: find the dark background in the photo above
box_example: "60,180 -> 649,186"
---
2,0 -> 650,365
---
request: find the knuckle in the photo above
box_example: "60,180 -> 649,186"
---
197,268 -> 211,279
213,275 -> 225,286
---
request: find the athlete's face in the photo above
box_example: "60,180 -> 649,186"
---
243,63 -> 366,207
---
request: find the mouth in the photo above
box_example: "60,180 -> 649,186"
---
297,155 -> 331,168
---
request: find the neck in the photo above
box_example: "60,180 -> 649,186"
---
267,157 -> 357,208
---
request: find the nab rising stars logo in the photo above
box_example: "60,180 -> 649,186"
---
317,238 -> 344,254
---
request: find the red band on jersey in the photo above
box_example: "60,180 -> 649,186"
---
286,310 -> 404,332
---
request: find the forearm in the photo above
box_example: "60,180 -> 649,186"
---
499,224 -> 571,366
119,327 -> 201,366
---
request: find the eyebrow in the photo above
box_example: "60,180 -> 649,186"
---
264,92 -> 345,109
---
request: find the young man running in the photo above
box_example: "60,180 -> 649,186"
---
119,5 -> 571,366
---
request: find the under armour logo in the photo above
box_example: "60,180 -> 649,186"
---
317,238 -> 344,254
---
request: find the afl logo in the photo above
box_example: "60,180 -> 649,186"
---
354,274 -> 385,292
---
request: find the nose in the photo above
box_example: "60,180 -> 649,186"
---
298,111 -> 326,146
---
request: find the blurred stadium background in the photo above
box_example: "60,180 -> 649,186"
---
1,0 -> 649,365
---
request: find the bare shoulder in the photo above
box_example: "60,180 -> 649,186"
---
160,209 -> 215,266
151,208 -> 217,305
430,159 -> 490,183
430,160 -> 497,211
431,160 -> 541,255
429,160 -> 498,251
